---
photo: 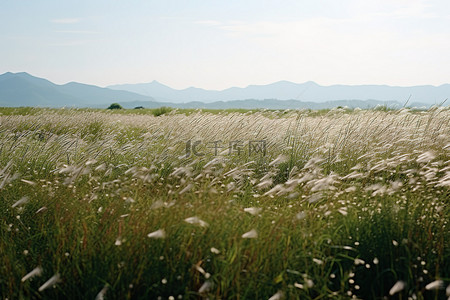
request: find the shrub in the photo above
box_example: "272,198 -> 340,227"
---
152,106 -> 172,116
107,103 -> 123,110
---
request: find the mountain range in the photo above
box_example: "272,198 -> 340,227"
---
0,72 -> 448,109
108,80 -> 450,105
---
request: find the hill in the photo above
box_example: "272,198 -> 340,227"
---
0,72 -> 156,108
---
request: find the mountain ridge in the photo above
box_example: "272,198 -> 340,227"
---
108,79 -> 450,104
0,72 -> 156,108
0,72 -> 447,109
116,98 -> 422,110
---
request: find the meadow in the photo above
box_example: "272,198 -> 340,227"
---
0,106 -> 449,299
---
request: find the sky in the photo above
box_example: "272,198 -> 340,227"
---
1,0 -> 449,90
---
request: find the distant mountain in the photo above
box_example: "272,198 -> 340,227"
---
0,72 -> 446,109
118,99 -> 432,110
170,99 -> 404,110
109,80 -> 450,105
0,72 -> 156,107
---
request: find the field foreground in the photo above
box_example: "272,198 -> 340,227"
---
0,107 -> 449,299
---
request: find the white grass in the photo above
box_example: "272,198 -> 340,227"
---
242,229 -> 258,239
1,107 -> 449,298
21,266 -> 42,282
425,280 -> 443,290
184,216 -> 209,227
389,280 -> 406,295
147,229 -> 166,239
95,284 -> 109,300
244,207 -> 262,215
268,290 -> 284,300
11,196 -> 29,208
38,273 -> 61,292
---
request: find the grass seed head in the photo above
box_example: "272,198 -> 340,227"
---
425,280 -> 443,290
147,229 -> 166,239
21,266 -> 43,282
38,273 -> 61,292
12,196 -> 29,208
184,216 -> 209,227
389,280 -> 406,295
242,229 -> 258,239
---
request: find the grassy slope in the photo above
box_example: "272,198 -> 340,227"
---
0,107 -> 449,299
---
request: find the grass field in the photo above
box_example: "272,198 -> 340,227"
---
0,107 -> 449,299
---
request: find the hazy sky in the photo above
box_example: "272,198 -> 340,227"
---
1,0 -> 449,89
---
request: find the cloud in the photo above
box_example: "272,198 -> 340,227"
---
51,18 -> 81,24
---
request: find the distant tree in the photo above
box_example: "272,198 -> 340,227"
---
134,106 -> 144,109
107,103 -> 123,110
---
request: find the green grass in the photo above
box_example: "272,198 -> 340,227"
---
0,106 -> 357,117
0,107 -> 449,299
